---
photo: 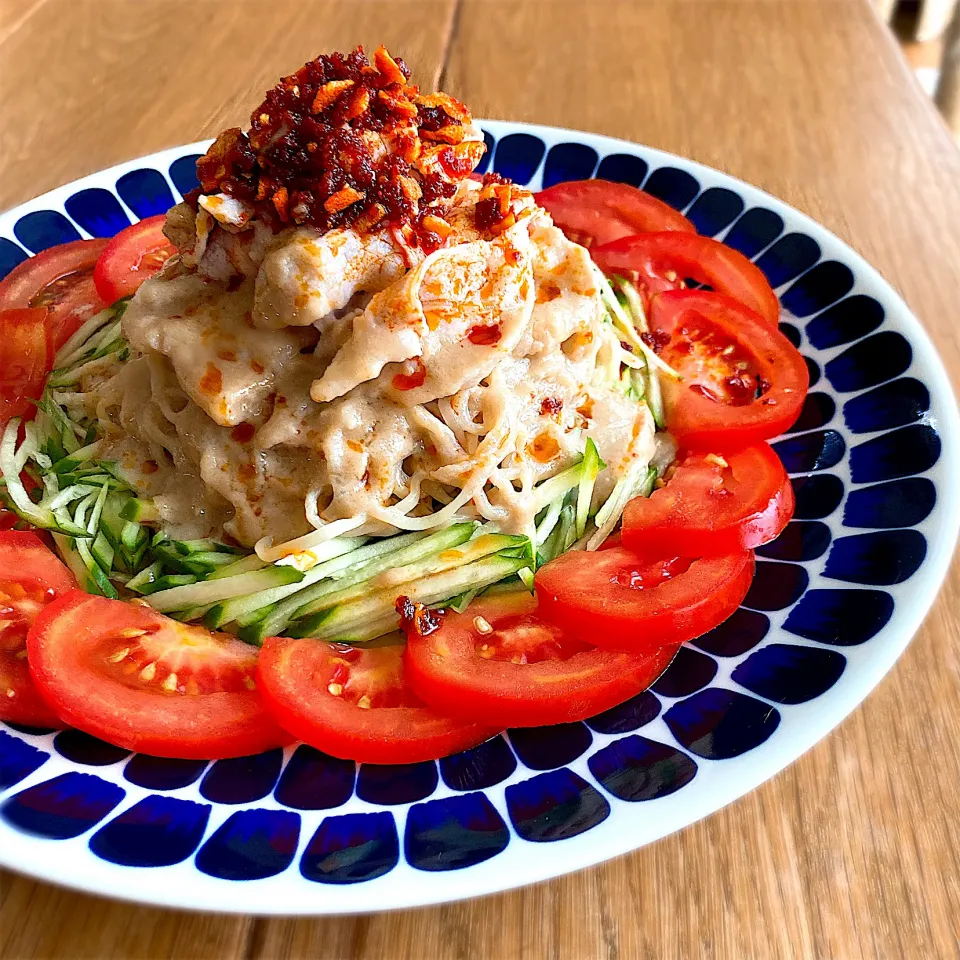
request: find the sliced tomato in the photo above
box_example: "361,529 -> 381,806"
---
535,180 -> 695,248
27,592 -> 290,759
623,444 -> 794,558
535,546 -> 754,653
0,308 -> 54,428
0,531 -> 76,727
651,290 -> 808,447
257,636 -> 498,764
93,215 -> 176,303
403,593 -> 679,728
592,232 -> 780,328
0,239 -> 109,348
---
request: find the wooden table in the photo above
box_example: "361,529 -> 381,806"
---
2,1 -> 959,957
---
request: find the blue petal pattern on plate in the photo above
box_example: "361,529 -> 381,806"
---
440,736 -> 517,791
790,475 -> 844,519
509,723 -> 593,770
300,812 -> 399,884
843,478 -> 935,529
732,645 -> 846,704
783,589 -> 894,646
2,773 -> 124,839
116,169 -> 176,219
849,425 -> 941,483
0,731 -> 47,790
356,762 -> 438,805
685,188 -> 744,237
200,749 -> 284,804
806,295 -> 884,349
0,125 -> 954,909
651,647 -> 718,697
589,735 -> 697,801
664,689 -> 781,760
505,769 -> 610,842
824,531 -> 926,585
843,378 -> 930,433
124,755 -> 208,791
64,188 -> 130,237
404,793 -> 509,871
755,521 -> 832,562
274,745 -> 355,810
53,730 -> 130,766
541,142 -> 598,188
89,796 -> 210,866
692,608 -> 770,657
596,153 -> 648,186
15,211 -> 82,252
585,691 -> 661,735
196,809 -> 301,881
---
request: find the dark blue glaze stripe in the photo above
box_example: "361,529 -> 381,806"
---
595,153 -> 648,187
492,133 -> 545,185
89,796 -> 210,867
733,644 -> 846,704
850,425 -> 940,484
743,561 -> 809,611
541,142 -> 599,188
405,793 -> 509,871
651,647 -> 718,697
824,530 -> 926,586
274,745 -> 355,810
439,736 -> 517,792
755,521 -> 832,562
505,769 -> 610,842
785,393 -> 836,434
790,475 -> 844,520
124,755 -> 207,791
642,167 -> 700,211
825,332 -> 912,393
0,730 -> 48,790
664,688 -> 780,760
842,378 -> 930,434
0,238 -> 29,281
116,168 -> 177,219
685,188 -> 744,237
806,295 -> 884,349
722,208 -> 784,258
589,736 -> 697,801
14,211 -> 82,253
356,761 -> 438,806
754,233 -> 820,288
692,608 -> 770,657
200,749 -> 284,804
843,478 -> 936,529
780,261 -> 854,317
168,155 -> 202,197
509,723 -> 592,770
2,773 -> 124,839
53,730 -> 129,767
196,808 -> 300,881
783,589 -> 894,646
586,691 -> 661,735
64,188 -> 130,238
772,430 -> 845,474
300,812 -> 399,884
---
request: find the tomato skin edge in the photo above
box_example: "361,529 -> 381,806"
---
535,549 -> 756,653
27,591 -> 291,760
257,636 -> 499,765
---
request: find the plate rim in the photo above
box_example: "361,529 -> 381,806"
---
0,120 -> 957,915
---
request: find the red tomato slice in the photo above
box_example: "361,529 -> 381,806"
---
0,531 -> 76,727
592,232 -> 780,328
535,180 -> 695,248
27,592 -> 290,759
93,215 -> 176,303
403,593 -> 679,728
257,636 -> 498,764
0,239 -> 109,348
0,308 -> 54,428
535,547 -> 755,653
623,444 -> 794,558
652,290 -> 808,447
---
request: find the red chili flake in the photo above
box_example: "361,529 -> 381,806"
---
540,396 -> 563,416
396,595 -> 445,636
198,363 -> 222,396
231,422 -> 256,444
640,330 -> 671,354
391,357 -> 426,391
466,324 -> 502,346
191,46 -> 483,250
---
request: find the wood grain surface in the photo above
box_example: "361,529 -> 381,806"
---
2,1 -> 960,957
